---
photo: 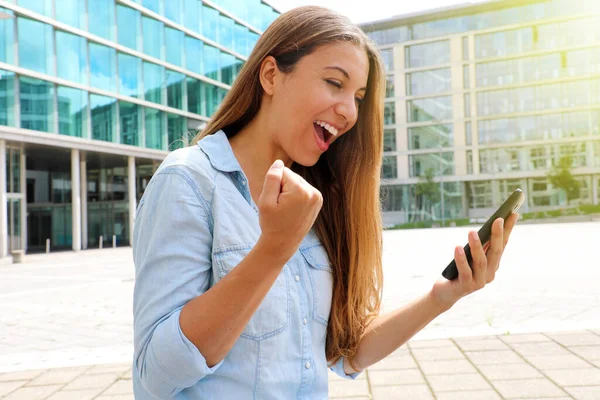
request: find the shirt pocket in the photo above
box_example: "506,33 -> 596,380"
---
214,244 -> 291,340
300,244 -> 334,327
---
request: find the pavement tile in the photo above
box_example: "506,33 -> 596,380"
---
434,390 -> 502,400
60,372 -> 120,391
491,378 -> 567,398
408,339 -> 455,349
27,367 -> 88,386
100,379 -> 133,396
0,370 -> 45,382
371,384 -> 434,400
2,384 -> 63,400
369,355 -> 418,370
569,345 -> 600,361
368,369 -> 424,386
546,332 -> 600,346
411,346 -> 465,362
476,363 -> 543,380
544,368 -> 600,386
509,342 -> 571,357
526,354 -> 593,370
454,338 -> 510,352
418,360 -> 477,375
0,380 -> 27,397
500,334 -> 552,344
328,378 -> 370,397
465,350 -> 523,365
427,373 -> 491,392
564,386 -> 600,400
85,363 -> 131,375
45,387 -> 105,400
119,369 -> 133,379
95,396 -> 134,400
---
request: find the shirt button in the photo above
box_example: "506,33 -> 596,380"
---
303,318 -> 307,325
294,275 -> 300,282
305,361 -> 311,369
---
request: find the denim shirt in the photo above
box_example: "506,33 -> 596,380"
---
132,130 -> 360,400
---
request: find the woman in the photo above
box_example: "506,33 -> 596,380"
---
132,6 -> 518,399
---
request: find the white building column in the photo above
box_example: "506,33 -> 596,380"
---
0,140 -> 7,259
80,155 -> 88,250
71,149 -> 81,251
128,156 -> 136,246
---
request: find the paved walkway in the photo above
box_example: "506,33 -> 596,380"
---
1,222 -> 599,399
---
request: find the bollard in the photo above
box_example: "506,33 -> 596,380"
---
113,235 -> 116,248
99,235 -> 103,249
46,239 -> 50,254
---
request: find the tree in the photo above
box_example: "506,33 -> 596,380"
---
414,168 -> 440,221
547,155 -> 581,206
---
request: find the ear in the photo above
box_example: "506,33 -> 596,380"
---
259,55 -> 279,96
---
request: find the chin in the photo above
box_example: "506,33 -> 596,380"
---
291,153 -> 321,168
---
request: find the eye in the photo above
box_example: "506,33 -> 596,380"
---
325,79 -> 342,89
355,97 -> 364,105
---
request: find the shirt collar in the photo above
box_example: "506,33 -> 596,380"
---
197,130 -> 243,173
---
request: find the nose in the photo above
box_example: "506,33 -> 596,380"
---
334,94 -> 358,127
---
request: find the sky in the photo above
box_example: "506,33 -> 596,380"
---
267,0 -> 487,24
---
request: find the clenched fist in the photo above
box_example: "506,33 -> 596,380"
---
257,159 -> 323,262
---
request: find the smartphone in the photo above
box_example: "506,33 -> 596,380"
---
441,188 -> 525,280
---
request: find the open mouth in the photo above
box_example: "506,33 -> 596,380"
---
314,123 -> 332,143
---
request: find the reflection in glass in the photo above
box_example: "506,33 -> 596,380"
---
90,94 -> 117,142
0,69 -> 15,127
405,41 -> 450,68
56,0 -> 86,30
234,23 -> 247,56
183,0 -> 200,32
380,49 -> 393,72
166,70 -> 185,110
145,107 -> 165,150
56,31 -> 87,85
406,68 -> 451,96
165,27 -> 184,67
386,76 -> 394,98
20,77 -> 54,133
185,36 -> 204,75
408,124 -> 453,150
57,86 -> 88,138
204,45 -> 220,81
408,96 -> 453,122
143,62 -> 164,104
142,17 -> 163,60
118,53 -> 142,98
165,0 -> 182,24
18,18 -> 54,75
384,102 -> 395,125
382,156 -> 397,179
202,5 -> 219,42
220,52 -> 235,85
384,129 -> 396,152
18,0 -> 52,17
219,14 -> 234,50
167,113 -> 187,150
119,101 -> 141,146
90,42 -> 117,92
88,0 -> 116,41
409,152 -> 454,177
117,5 -> 141,51
0,7 -> 14,64
142,0 -> 160,14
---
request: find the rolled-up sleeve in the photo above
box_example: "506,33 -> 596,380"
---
329,356 -> 362,380
132,167 -> 222,398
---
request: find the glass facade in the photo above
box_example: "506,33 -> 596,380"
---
406,69 -> 451,96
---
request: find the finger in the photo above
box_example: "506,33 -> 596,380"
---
454,246 -> 472,282
259,160 -> 284,205
468,231 -> 487,287
502,212 -> 519,247
486,218 -> 504,270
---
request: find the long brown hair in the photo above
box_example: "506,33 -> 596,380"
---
192,6 -> 384,370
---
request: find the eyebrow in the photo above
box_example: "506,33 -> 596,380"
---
325,66 -> 367,91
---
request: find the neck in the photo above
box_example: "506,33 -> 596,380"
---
229,108 -> 292,200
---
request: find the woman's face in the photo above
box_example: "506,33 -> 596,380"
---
266,42 -> 370,166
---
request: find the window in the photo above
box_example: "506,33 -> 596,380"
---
380,49 -> 393,72
202,5 -> 219,42
463,65 -> 470,89
118,53 -> 142,98
144,62 -> 165,105
234,23 -> 248,56
57,86 -> 87,138
183,0 -> 200,32
219,14 -> 234,51
18,18 -> 54,75
204,45 -> 220,81
467,181 -> 493,208
384,129 -> 396,152
90,42 -> 117,92
167,113 -> 187,150
405,41 -> 450,68
409,153 -> 454,177
90,94 -> 117,142
56,0 -> 86,30
465,122 -> 472,145
164,0 -> 182,24
165,27 -> 184,67
20,77 -> 55,133
142,17 -> 163,60
385,75 -> 395,98
382,156 -> 397,179
145,107 -> 165,150
406,68 -> 451,96
408,96 -> 452,122
142,0 -> 160,14
56,31 -> 87,85
384,102 -> 395,125
464,94 -> 471,118
462,37 -> 469,60
119,101 -> 141,146
220,52 -> 235,85
88,0 -> 116,41
18,0 -> 52,17
0,7 -> 14,64
117,5 -> 141,51
408,124 -> 453,150
166,70 -> 185,110
185,36 -> 204,75
0,69 -> 16,127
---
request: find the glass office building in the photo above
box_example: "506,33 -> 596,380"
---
361,0 -> 600,226
0,0 -> 279,257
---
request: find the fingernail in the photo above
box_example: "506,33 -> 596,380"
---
271,160 -> 284,169
457,246 -> 464,256
500,219 -> 504,228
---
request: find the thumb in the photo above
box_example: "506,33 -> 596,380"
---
260,159 -> 284,204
